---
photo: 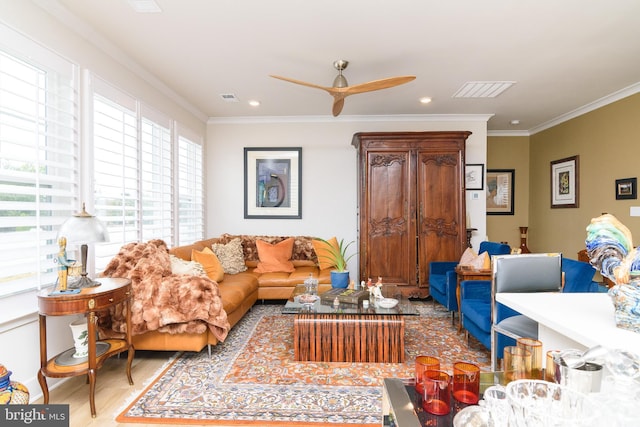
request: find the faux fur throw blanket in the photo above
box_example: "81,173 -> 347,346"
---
99,239 -> 230,341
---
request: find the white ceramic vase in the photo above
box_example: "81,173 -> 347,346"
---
69,318 -> 89,358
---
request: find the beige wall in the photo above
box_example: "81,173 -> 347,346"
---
529,93 -> 640,258
486,136 -> 530,248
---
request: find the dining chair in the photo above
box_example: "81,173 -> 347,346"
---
490,253 -> 563,371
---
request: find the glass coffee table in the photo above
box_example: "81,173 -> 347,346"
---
282,285 -> 418,363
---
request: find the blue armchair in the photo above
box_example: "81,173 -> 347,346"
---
428,241 -> 510,318
459,254 -> 600,355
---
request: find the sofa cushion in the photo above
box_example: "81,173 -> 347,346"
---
461,299 -> 492,332
169,254 -> 206,277
191,247 -> 225,282
312,237 -> 340,270
211,238 -> 247,275
217,234 -> 318,262
254,238 -> 295,273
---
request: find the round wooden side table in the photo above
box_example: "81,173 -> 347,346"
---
37,277 -> 134,418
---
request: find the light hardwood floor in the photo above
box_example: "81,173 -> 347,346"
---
35,350 -> 180,427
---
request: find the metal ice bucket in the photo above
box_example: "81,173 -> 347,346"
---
552,356 -> 603,393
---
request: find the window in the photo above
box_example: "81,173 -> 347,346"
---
176,131 -> 204,246
0,27 -> 79,297
92,78 -> 204,268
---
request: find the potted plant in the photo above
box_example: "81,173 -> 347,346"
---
314,238 -> 356,288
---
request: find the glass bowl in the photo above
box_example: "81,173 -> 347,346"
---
505,379 -> 598,426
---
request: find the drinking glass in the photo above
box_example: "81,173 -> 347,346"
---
452,361 -> 480,404
422,370 -> 451,415
415,355 -> 440,393
480,385 -> 509,427
545,349 -> 561,382
517,337 -> 543,379
503,346 -> 531,384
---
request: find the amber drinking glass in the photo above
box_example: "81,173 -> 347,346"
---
452,361 -> 480,404
415,355 -> 440,393
545,349 -> 561,382
517,337 -> 543,379
422,370 -> 451,416
503,346 -> 531,384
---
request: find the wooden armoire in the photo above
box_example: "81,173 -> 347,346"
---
352,131 -> 471,298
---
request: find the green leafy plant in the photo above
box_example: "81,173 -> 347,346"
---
315,238 -> 357,272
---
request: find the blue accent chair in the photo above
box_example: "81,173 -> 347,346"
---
561,257 -> 598,292
429,241 -> 510,318
459,255 -> 599,360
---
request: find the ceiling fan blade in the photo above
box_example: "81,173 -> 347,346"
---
269,75 -> 332,92
342,76 -> 416,95
332,98 -> 345,117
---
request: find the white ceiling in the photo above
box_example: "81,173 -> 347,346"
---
37,0 -> 640,133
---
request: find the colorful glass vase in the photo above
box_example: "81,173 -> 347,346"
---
0,364 -> 30,404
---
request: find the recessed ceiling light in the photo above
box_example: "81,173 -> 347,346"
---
248,100 -> 261,107
127,0 -> 162,13
510,119 -> 521,125
419,97 -> 432,104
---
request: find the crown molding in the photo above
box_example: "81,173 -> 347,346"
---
208,113 -> 494,125
528,82 -> 640,135
33,0 -> 208,123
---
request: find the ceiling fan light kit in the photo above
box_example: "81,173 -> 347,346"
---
270,60 -> 416,116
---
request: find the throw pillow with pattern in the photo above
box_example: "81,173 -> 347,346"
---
169,254 -> 207,277
211,238 -> 247,274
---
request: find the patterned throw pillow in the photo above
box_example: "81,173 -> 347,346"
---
211,238 -> 247,274
169,254 -> 206,277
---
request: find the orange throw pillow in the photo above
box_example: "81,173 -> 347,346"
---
254,238 -> 295,273
191,247 -> 225,282
312,237 -> 340,270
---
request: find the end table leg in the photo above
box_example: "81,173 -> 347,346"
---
126,347 -> 135,385
37,370 -> 49,404
88,368 -> 97,418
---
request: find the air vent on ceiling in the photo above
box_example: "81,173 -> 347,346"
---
220,93 -> 240,102
453,81 -> 516,98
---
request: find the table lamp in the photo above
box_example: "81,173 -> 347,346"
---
57,203 -> 109,289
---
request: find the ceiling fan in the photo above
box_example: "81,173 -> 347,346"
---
270,60 -> 416,117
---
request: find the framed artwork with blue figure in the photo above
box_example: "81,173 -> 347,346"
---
244,147 -> 302,219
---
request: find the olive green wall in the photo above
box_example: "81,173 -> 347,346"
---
528,93 -> 640,258
486,136 -> 530,249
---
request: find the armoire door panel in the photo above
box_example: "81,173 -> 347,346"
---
363,151 -> 415,286
417,150 -> 465,284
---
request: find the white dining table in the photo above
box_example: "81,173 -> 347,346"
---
496,292 -> 640,358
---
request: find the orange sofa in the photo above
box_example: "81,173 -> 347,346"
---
132,234 -> 333,353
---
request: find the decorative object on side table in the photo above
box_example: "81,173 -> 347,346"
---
519,226 -> 531,253
319,287 -> 369,305
57,203 -> 109,289
585,213 -> 640,333
0,364 -> 29,404
313,237 -> 356,288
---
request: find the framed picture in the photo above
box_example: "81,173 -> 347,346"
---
550,155 -> 579,208
486,169 -> 515,215
616,177 -> 637,200
465,164 -> 484,190
244,147 -> 302,219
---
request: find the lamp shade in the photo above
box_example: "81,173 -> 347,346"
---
57,204 -> 109,244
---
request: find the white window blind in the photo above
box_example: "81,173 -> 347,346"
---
92,78 -> 203,265
177,131 -> 204,246
140,107 -> 173,243
92,91 -> 140,270
0,27 -> 78,296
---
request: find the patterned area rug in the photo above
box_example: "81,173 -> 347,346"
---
116,301 -> 489,426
